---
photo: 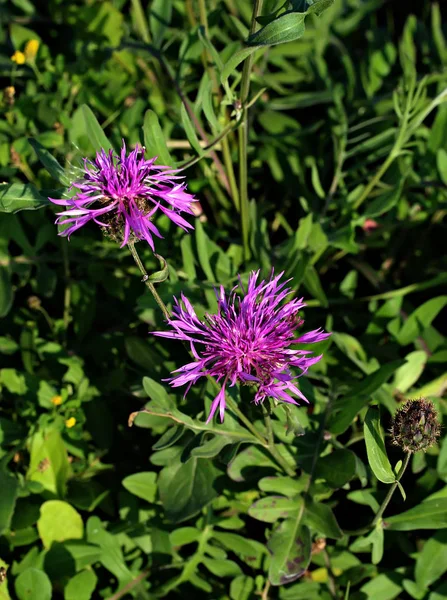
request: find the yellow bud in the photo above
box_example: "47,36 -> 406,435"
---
65,417 -> 76,428
51,395 -> 63,406
25,39 -> 39,61
11,51 -> 26,65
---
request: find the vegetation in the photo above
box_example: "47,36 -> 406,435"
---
1,1 -> 446,599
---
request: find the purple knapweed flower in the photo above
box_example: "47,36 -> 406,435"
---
49,142 -> 196,249
154,270 -> 330,423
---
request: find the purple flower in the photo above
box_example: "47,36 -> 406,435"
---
49,142 -> 196,249
155,270 -> 330,423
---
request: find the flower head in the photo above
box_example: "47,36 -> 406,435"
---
49,142 -> 196,250
155,271 -> 330,423
65,417 -> 76,428
391,398 -> 440,453
24,39 -> 39,61
51,395 -> 63,406
11,51 -> 25,65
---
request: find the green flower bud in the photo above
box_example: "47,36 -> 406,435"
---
391,398 -> 441,453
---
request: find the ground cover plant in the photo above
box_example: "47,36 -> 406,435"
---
1,0 -> 447,598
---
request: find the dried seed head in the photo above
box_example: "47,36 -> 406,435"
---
391,398 -> 441,453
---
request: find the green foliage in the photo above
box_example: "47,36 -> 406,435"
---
0,0 -> 446,598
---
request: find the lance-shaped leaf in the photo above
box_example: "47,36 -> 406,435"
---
364,407 -> 395,484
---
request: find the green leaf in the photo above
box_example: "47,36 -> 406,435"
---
148,253 -> 169,283
303,266 -> 328,307
64,570 -> 97,600
143,109 -> 174,167
0,184 -> 49,213
0,469 -> 19,535
364,407 -> 395,484
329,360 -> 405,435
258,476 -> 306,498
386,499 -> 447,531
27,428 -> 71,497
248,496 -> 301,523
303,498 -> 343,539
37,501 -> 84,548
227,445 -> 278,482
220,47 -> 265,86
392,351 -> 427,394
122,472 -> 157,503
150,0 -> 172,47
15,568 -> 52,600
28,139 -> 69,185
438,437 -> 447,482
415,531 -> 447,589
230,575 -> 255,600
0,266 -> 12,318
180,103 -> 204,157
202,558 -> 242,577
268,520 -> 311,586
86,516 -> 134,588
397,296 -> 447,346
248,12 -> 306,46
130,0 -> 150,43
81,105 -> 113,153
315,449 -> 356,488
158,457 -> 218,522
359,572 -> 402,600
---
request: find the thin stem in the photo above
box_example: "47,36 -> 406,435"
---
197,0 -> 240,211
61,239 -> 71,343
263,405 -> 274,447
224,394 -> 267,446
127,242 -> 170,321
323,549 -> 338,600
238,0 -> 264,260
371,452 -> 411,527
261,403 -> 296,477
346,452 -> 411,536
106,569 -> 150,600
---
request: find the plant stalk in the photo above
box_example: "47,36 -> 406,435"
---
127,241 -> 170,321
371,451 -> 411,527
346,452 -> 411,536
238,0 -> 264,260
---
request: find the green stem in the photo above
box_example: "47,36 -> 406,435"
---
346,452 -> 411,536
261,404 -> 295,477
127,241 -> 170,321
238,0 -> 264,261
222,136 -> 240,211
371,452 -> 411,527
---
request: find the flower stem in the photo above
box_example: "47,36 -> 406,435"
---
127,241 -> 170,321
262,404 -> 296,477
346,452 -> 411,536
371,452 -> 411,527
222,394 -> 267,445
238,0 -> 264,261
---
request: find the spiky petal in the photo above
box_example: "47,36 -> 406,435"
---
155,270 -> 330,422
49,142 -> 196,250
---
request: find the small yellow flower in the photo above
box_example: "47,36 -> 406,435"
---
24,39 -> 39,61
11,51 -> 26,65
65,417 -> 76,428
51,395 -> 63,406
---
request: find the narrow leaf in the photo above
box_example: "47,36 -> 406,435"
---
81,105 -> 113,153
364,407 -> 395,484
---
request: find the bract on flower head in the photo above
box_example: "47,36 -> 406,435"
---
49,142 -> 196,250
155,270 -> 330,423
